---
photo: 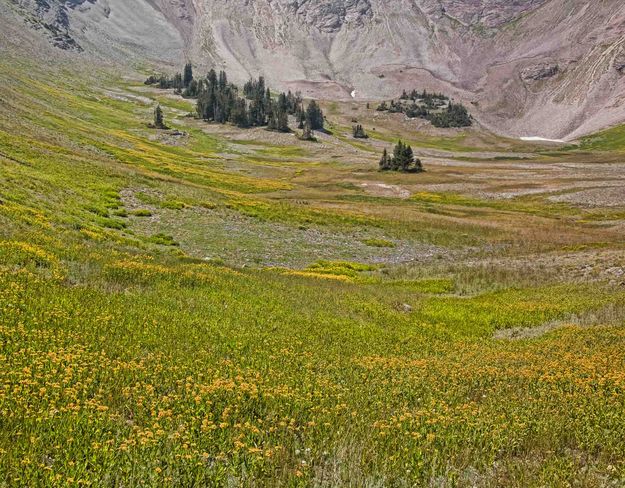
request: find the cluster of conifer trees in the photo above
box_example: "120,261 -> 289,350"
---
400,89 -> 448,106
379,141 -> 423,173
375,88 -> 472,128
352,124 -> 368,139
145,64 -> 325,134
428,103 -> 472,128
144,63 -> 195,94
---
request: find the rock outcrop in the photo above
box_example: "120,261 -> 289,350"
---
521,64 -> 560,82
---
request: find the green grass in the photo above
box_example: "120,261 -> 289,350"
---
146,232 -> 179,246
362,238 -> 396,248
1,52 -> 625,487
577,124 -> 625,151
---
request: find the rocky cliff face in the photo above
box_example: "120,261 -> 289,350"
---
3,0 -> 625,140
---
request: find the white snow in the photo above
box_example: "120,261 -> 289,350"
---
520,136 -> 566,143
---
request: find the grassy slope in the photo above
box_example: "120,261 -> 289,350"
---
1,43 -> 625,487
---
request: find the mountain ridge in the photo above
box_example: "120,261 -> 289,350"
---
3,0 -> 625,140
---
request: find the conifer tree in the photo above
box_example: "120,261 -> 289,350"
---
278,109 -> 289,132
296,105 -> 305,129
183,63 -> 193,88
414,157 -> 423,172
390,141 -> 400,170
306,100 -> 324,130
352,124 -> 368,139
400,143 -> 415,172
391,140 -> 414,171
218,70 -> 228,90
230,98 -> 249,128
173,73 -> 183,91
300,119 -> 315,141
267,111 -> 277,131
153,104 -> 166,129
379,148 -> 390,171
381,140 -> 422,172
207,69 -> 218,86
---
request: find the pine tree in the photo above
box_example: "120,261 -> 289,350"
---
153,104 -> 166,129
267,111 -> 277,131
173,73 -> 183,91
218,70 -> 228,90
306,100 -> 324,130
207,69 -> 218,86
265,87 -> 271,108
400,143 -> 414,172
392,140 -> 404,171
352,124 -> 368,139
271,104 -> 289,132
300,119 -> 315,141
296,104 -> 305,129
183,63 -> 193,88
379,148 -> 390,171
230,98 -> 249,128
414,157 -> 423,172
267,93 -> 292,132
277,93 -> 288,113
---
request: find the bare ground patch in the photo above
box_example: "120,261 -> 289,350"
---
359,182 -> 411,199
549,186 -> 625,207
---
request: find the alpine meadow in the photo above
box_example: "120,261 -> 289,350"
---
2,1 -> 625,487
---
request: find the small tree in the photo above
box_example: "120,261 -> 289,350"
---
296,105 -> 305,129
399,142 -> 414,172
153,104 -> 166,129
392,140 -> 405,171
299,119 -> 315,141
379,148 -> 391,171
267,110 -> 277,131
306,100 -> 324,130
276,107 -> 289,132
352,124 -> 368,139
413,157 -> 423,172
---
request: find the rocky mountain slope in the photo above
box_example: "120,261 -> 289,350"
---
3,0 -> 625,139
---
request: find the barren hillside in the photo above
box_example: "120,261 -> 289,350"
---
3,0 -> 625,139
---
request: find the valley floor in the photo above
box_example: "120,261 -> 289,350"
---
2,44 -> 625,486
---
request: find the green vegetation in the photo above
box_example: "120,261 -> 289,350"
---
147,66 -> 323,133
352,124 -> 368,139
429,103 -> 472,128
577,123 -> 625,151
147,232 -> 179,246
379,140 -> 423,172
0,53 -> 625,487
363,238 -> 396,248
376,89 -> 472,128
151,104 -> 167,129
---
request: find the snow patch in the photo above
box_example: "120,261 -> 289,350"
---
520,136 -> 565,143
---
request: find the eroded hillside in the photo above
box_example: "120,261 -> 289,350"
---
4,0 -> 625,139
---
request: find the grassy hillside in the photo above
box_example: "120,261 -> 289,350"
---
2,43 -> 625,487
